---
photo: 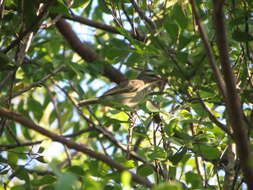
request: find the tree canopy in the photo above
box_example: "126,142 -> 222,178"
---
0,0 -> 253,189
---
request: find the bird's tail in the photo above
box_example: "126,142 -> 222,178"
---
78,98 -> 99,107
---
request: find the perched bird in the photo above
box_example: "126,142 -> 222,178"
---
78,70 -> 162,109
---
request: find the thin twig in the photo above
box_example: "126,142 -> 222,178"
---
129,0 -> 156,31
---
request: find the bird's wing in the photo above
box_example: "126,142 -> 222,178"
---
102,80 -> 139,97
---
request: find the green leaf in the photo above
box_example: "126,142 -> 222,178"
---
85,61 -> 105,77
38,147 -> 45,153
232,30 -> 253,42
0,52 -> 15,70
146,101 -> 160,112
33,175 -> 57,186
154,181 -> 183,190
173,4 -> 188,29
195,144 -> 220,160
27,96 -> 43,121
191,103 -> 208,117
55,172 -> 77,190
15,166 -> 30,182
8,152 -> 18,166
11,185 -> 26,190
124,160 -> 135,169
36,156 -> 47,163
23,0 -> 37,28
185,171 -> 203,188
169,147 -> 187,165
49,1 -> 70,16
148,147 -> 167,160
121,171 -> 132,189
71,0 -> 90,8
68,165 -> 85,175
164,20 -> 179,41
137,164 -> 154,177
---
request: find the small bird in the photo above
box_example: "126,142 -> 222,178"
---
78,70 -> 162,109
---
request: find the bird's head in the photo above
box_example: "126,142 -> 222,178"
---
137,70 -> 162,83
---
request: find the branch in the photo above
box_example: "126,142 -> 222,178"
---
129,0 -> 156,31
0,140 -> 43,150
213,1 -> 253,189
63,15 -> 145,41
64,15 -> 119,33
55,18 -> 127,84
197,97 -> 232,137
0,106 -> 154,188
189,0 -> 227,100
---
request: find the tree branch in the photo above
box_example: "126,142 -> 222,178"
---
129,0 -> 156,31
189,0 -> 227,100
0,140 -> 43,150
0,106 -> 154,188
55,18 -> 127,84
64,15 -> 119,33
213,1 -> 253,189
63,15 -> 145,41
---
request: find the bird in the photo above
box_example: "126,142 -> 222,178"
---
78,70 -> 162,109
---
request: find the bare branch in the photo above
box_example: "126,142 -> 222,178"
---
213,1 -> 253,188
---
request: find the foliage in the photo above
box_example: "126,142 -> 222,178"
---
0,0 -> 252,189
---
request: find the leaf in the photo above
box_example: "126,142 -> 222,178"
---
195,144 -> 220,160
54,172 -> 77,190
23,0 -> 37,28
137,164 -> 154,177
232,30 -> 253,42
154,181 -> 183,190
173,4 -> 188,29
191,103 -> 208,117
15,166 -> 30,182
68,165 -> 85,175
164,118 -> 178,136
124,160 -> 135,169
121,171 -> 132,189
11,185 -> 26,190
169,147 -> 187,165
38,147 -> 45,153
33,175 -> 57,186
36,156 -> 47,163
148,147 -> 167,161
185,171 -> 203,188
27,96 -> 43,121
8,152 -> 18,166
71,0 -> 90,9
146,101 -> 160,112
49,1 -> 70,16
164,20 -> 179,41
0,52 -> 15,70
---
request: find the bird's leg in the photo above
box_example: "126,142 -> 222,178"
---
127,111 -> 137,159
